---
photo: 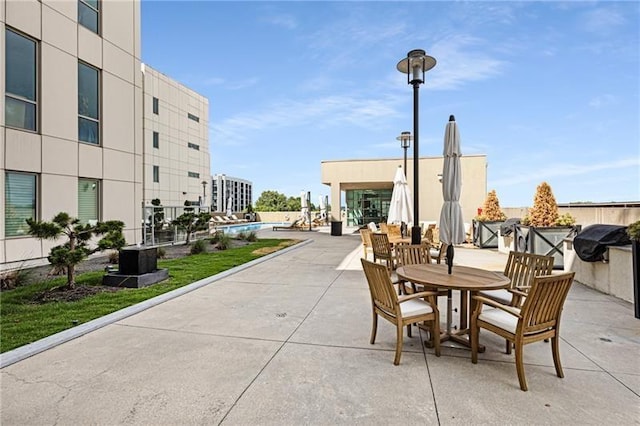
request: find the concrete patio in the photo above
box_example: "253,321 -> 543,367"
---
1,229 -> 639,425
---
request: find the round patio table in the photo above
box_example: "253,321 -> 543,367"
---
396,263 -> 510,350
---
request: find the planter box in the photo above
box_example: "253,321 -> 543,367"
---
473,220 -> 503,248
514,224 -> 581,269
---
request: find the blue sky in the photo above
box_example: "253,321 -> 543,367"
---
141,1 -> 639,208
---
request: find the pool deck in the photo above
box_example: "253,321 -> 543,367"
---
1,227 -> 639,424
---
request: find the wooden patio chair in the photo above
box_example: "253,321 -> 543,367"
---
379,222 -> 389,233
361,259 -> 441,364
370,232 -> 396,271
387,224 -> 402,238
359,228 -> 374,260
479,251 -> 554,307
470,272 -> 575,391
396,243 -> 449,303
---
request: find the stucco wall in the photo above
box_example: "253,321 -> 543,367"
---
321,155 -> 487,224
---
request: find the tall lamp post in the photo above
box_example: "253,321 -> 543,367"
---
397,49 -> 436,244
201,180 -> 208,209
396,131 -> 412,176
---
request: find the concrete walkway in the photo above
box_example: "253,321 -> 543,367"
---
2,229 -> 639,425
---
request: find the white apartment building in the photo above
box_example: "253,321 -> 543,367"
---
1,0 -> 211,269
211,174 -> 252,213
141,65 -> 210,208
1,0 -> 143,268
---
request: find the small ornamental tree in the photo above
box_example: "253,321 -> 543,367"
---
27,212 -> 125,289
477,190 -> 506,222
528,182 -> 559,227
151,198 -> 164,230
173,211 -> 211,244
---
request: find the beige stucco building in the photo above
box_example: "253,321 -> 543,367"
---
321,155 -> 487,226
141,65 -> 210,208
1,0 -> 210,270
1,0 -> 143,268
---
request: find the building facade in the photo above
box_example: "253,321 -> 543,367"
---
141,65 -> 210,208
211,174 -> 252,214
321,156 -> 487,226
1,0 -> 143,269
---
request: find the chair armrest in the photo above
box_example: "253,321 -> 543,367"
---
472,295 -> 522,318
509,289 -> 528,298
398,291 -> 439,303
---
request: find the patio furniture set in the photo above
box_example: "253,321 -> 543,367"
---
359,231 -> 576,392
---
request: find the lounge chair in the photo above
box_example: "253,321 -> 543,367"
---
212,216 -> 227,224
230,214 -> 248,223
272,218 -> 305,231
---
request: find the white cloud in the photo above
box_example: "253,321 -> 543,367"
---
588,94 -> 616,108
492,158 -> 640,187
263,13 -> 298,30
582,8 -> 626,34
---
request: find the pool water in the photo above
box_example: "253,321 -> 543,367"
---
214,222 -> 284,235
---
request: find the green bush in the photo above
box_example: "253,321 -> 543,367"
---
216,233 -> 231,250
246,231 -> 257,242
0,266 -> 32,291
190,239 -> 207,255
627,220 -> 640,241
157,247 -> 166,259
236,231 -> 247,240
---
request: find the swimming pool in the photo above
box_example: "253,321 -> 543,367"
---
214,222 -> 285,235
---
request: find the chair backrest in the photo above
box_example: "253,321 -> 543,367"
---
387,224 -> 402,238
360,228 -> 373,246
370,233 -> 393,261
396,244 -> 432,266
422,228 -> 435,246
504,251 -> 554,290
519,272 -> 574,334
361,258 -> 398,316
432,243 -> 447,264
379,222 -> 389,233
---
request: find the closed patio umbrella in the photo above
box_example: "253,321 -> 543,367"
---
387,166 -> 413,232
300,191 -> 309,224
226,196 -> 233,217
439,115 -> 465,274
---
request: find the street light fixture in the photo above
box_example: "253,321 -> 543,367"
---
397,49 -> 436,244
396,131 -> 412,176
201,180 -> 208,208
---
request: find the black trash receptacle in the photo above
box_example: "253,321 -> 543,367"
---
331,221 -> 342,236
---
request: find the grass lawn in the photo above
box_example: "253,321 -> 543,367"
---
0,238 -> 297,353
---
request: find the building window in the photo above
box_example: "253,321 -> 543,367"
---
152,97 -> 159,114
153,131 -> 159,148
4,172 -> 37,237
153,165 -> 160,183
5,29 -> 37,132
188,171 -> 200,178
187,113 -> 199,122
78,178 -> 99,225
78,62 -> 100,144
187,142 -> 199,150
78,0 -> 100,34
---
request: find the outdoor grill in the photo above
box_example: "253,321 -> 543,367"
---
573,224 -> 631,262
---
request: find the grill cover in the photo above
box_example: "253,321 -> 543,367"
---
573,224 -> 631,262
499,218 -> 521,236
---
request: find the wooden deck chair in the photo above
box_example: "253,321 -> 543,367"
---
471,272 -> 575,391
361,259 -> 441,365
359,228 -> 374,260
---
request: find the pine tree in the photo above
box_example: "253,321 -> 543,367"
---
481,190 -> 506,221
528,182 -> 559,227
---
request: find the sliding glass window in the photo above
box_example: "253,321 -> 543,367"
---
5,29 -> 37,131
78,0 -> 100,34
78,178 -> 100,225
5,172 -> 37,237
78,62 -> 100,144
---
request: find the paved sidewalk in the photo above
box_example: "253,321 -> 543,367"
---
2,230 -> 639,425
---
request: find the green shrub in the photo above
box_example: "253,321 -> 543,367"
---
246,231 -> 257,242
627,220 -> 640,241
157,247 -> 166,259
190,239 -> 207,254
216,233 -> 231,250
108,250 -> 119,264
0,266 -> 32,291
